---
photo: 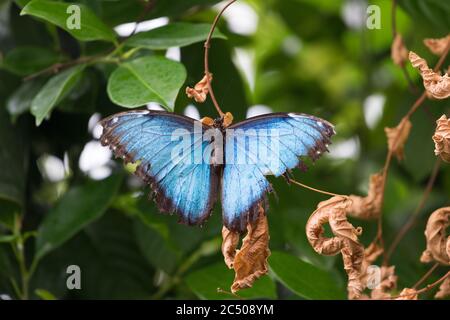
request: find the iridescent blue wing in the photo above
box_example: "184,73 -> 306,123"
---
100,110 -> 219,226
222,112 -> 335,232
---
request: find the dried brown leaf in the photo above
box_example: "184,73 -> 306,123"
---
420,207 -> 450,265
186,73 -> 213,103
348,173 -> 384,219
409,51 -> 450,99
306,196 -> 365,299
223,112 -> 234,128
370,266 -> 398,300
435,276 -> 450,299
423,35 -> 450,56
230,203 -> 271,293
432,115 -> 450,163
395,288 -> 418,300
200,116 -> 215,126
221,226 -> 240,269
391,34 -> 409,66
384,117 -> 412,161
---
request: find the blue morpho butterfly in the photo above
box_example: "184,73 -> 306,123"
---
99,110 -> 335,233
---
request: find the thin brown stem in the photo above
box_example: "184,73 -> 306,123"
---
412,263 -> 440,289
387,271 -> 449,299
290,179 -> 341,197
374,43 -> 450,257
384,159 -> 441,263
203,0 -> 237,117
391,0 -> 416,92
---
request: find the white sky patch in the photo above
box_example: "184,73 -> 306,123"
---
147,102 -> 165,111
184,104 -> 200,120
79,141 -> 112,180
341,0 -> 367,30
328,137 -> 360,160
363,93 -> 385,129
216,1 -> 258,35
114,17 -> 169,37
165,47 -> 181,61
246,105 -> 273,118
39,154 -> 66,182
233,48 -> 255,91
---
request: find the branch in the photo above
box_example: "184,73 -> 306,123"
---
203,0 -> 237,117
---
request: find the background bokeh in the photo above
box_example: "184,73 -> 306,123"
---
0,0 -> 449,299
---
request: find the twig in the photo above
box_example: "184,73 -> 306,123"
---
391,0 -> 416,92
203,0 -> 237,117
374,43 -> 450,258
290,179 -> 342,197
126,0 -> 157,39
412,262 -> 440,289
384,159 -> 441,263
387,271 -> 449,299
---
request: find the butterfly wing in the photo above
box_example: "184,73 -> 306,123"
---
222,112 -> 335,232
100,110 -> 219,226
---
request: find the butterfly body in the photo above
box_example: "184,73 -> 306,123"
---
100,110 -> 335,232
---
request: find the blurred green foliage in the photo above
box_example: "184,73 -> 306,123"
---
0,0 -> 449,300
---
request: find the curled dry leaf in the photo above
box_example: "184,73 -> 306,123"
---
186,73 -> 213,103
432,115 -> 450,163
221,226 -> 240,269
306,196 -> 365,299
409,51 -> 450,99
348,173 -> 384,220
391,34 -> 409,66
370,266 -> 398,300
384,117 -> 412,161
423,35 -> 450,56
420,207 -> 450,265
396,288 -> 418,300
435,276 -> 450,299
221,203 -> 271,293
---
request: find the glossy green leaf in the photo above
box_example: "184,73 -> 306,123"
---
185,263 -> 277,300
133,219 -> 181,274
125,22 -> 226,50
31,64 -> 85,126
35,175 -> 122,260
107,56 -> 186,110
21,0 -> 116,42
1,46 -> 59,76
7,78 -> 45,121
269,251 -> 345,300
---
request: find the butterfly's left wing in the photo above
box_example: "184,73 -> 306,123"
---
100,110 -> 219,226
222,112 -> 335,232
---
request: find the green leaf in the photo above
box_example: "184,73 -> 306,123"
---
0,108 -> 28,229
35,175 -> 122,260
31,64 -> 85,126
269,251 -> 345,300
124,22 -> 226,50
185,263 -> 277,300
21,0 -> 116,42
34,289 -> 57,300
7,78 -> 45,122
133,219 -> 181,274
107,56 -> 186,110
1,46 -> 59,76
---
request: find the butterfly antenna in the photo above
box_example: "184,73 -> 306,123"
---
290,178 -> 341,197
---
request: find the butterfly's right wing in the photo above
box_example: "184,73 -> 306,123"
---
100,110 -> 219,226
